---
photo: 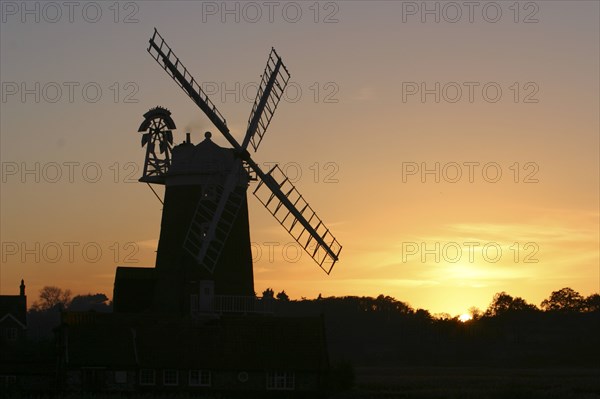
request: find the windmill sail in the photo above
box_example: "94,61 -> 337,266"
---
243,48 -> 291,152
147,29 -> 238,148
253,165 -> 341,273
183,162 -> 246,272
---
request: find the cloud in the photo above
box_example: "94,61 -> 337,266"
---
135,239 -> 158,249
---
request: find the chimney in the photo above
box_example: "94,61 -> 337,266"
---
20,279 -> 25,296
186,132 -> 191,144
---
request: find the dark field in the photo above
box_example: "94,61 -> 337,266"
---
333,367 -> 600,399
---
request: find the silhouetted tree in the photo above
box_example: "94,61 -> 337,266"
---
434,312 -> 452,320
584,293 -> 600,312
68,293 -> 111,312
414,308 -> 433,322
262,288 -> 274,299
271,289 -> 600,369
276,290 -> 289,301
510,297 -> 538,312
541,287 -> 584,312
485,292 -> 514,316
362,295 -> 413,315
485,292 -> 536,316
28,286 -> 72,340
31,286 -> 72,311
469,306 -> 483,320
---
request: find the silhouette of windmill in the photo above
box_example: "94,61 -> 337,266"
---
133,29 -> 342,306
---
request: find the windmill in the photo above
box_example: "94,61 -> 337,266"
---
139,29 -> 341,302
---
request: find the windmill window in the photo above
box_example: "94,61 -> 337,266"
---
139,369 -> 155,386
114,371 -> 127,384
190,294 -> 199,312
163,369 -> 179,386
189,370 -> 211,387
266,371 -> 295,390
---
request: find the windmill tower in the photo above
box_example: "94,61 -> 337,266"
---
137,108 -> 255,304
134,29 -> 342,313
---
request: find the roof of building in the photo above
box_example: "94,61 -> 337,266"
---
0,295 -> 27,326
113,267 -> 157,314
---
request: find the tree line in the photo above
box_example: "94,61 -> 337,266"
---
25,285 -> 600,368
27,285 -> 599,318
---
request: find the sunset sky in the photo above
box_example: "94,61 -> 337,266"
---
1,1 -> 598,316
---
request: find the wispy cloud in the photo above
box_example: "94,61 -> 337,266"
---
135,239 -> 158,249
